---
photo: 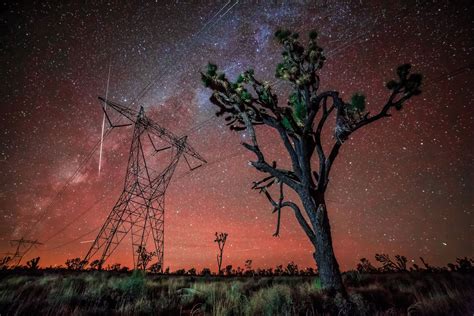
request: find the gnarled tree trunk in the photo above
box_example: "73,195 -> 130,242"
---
311,201 -> 343,291
300,190 -> 344,291
201,29 -> 421,294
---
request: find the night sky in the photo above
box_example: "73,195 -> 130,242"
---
0,1 -> 472,271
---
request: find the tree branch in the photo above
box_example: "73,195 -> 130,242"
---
323,86 -> 419,190
262,115 -> 302,178
282,201 -> 316,243
261,182 -> 316,243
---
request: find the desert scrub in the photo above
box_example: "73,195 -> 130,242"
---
37,274 -> 60,286
0,271 -> 472,315
111,269 -> 146,300
246,283 -> 293,315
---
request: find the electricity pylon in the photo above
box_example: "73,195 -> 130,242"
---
83,97 -> 206,271
9,238 -> 43,267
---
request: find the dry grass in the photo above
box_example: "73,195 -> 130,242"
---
0,270 -> 472,315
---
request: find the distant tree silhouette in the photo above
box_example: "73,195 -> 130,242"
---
277,265 -> 286,276
303,267 -> 316,275
109,263 -> 121,271
214,232 -> 228,275
419,257 -> 436,272
375,253 -> 408,272
0,256 -> 12,269
455,257 -> 473,272
200,267 -> 211,276
286,261 -> 299,275
89,259 -> 104,271
235,266 -> 243,276
65,258 -> 83,270
201,28 -> 422,291
244,259 -> 255,276
26,257 -> 40,270
175,268 -> 186,275
136,246 -> 156,271
356,258 -> 377,273
148,262 -> 161,274
224,264 -> 233,276
187,267 -> 197,275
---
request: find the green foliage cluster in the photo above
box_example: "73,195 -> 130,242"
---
201,29 -> 329,133
274,29 -> 325,84
201,28 -> 423,147
201,60 -> 278,131
112,269 -> 146,300
349,93 -> 366,113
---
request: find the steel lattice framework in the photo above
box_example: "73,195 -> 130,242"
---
83,97 -> 206,271
7,238 -> 43,267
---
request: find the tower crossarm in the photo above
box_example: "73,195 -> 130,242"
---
98,96 -> 139,125
98,96 -> 207,166
146,121 -> 207,165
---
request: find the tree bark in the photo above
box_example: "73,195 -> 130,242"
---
313,207 -> 344,292
304,193 -> 344,292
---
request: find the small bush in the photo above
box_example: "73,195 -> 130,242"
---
246,284 -> 293,315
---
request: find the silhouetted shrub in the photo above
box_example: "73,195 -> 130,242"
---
26,257 -> 40,270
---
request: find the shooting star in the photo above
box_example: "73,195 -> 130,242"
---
79,240 -> 95,244
98,62 -> 112,176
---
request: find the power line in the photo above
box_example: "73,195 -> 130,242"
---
20,1 -> 240,241
22,2 -> 473,253
41,60 -> 473,252
43,227 -> 101,251
42,191 -> 113,244
126,0 -> 239,110
187,0 -> 434,128
25,127 -> 115,239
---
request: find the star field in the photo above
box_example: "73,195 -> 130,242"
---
0,1 -> 472,271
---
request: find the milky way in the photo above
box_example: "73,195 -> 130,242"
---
0,1 -> 472,271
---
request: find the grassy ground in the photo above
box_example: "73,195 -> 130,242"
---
0,270 -> 473,315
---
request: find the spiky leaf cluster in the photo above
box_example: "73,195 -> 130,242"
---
201,63 -> 279,131
349,93 -> 366,113
288,91 -> 306,127
386,64 -> 422,110
275,29 -> 325,86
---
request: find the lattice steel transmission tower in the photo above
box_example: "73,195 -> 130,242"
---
83,97 -> 206,271
8,238 -> 43,267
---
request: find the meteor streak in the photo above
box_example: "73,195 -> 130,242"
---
98,62 -> 112,176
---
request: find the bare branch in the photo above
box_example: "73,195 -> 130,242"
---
260,182 -> 316,243
261,115 -> 302,178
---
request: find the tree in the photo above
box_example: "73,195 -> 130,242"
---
374,254 -> 408,272
26,257 -> 40,270
65,258 -> 83,270
109,263 -> 122,271
244,259 -> 254,276
356,258 -> 377,273
224,264 -> 233,276
175,268 -> 186,275
0,256 -> 12,269
214,232 -> 228,275
285,261 -> 299,275
200,267 -> 211,276
89,259 -> 104,271
148,262 -> 161,274
201,29 -> 422,291
136,246 -> 156,271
